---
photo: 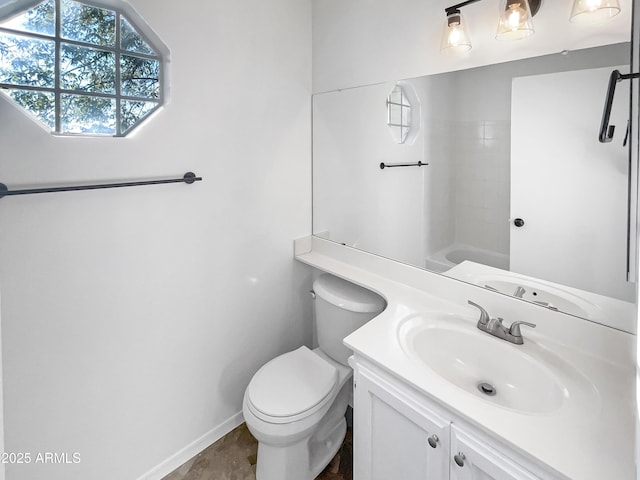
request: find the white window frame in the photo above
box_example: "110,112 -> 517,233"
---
0,0 -> 169,136
387,84 -> 412,144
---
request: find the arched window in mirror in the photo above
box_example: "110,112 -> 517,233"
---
386,84 -> 412,144
0,0 -> 167,136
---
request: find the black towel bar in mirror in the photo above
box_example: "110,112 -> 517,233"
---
380,161 -> 428,169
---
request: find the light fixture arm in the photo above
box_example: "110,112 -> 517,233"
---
445,0 -> 482,16
445,0 -> 541,17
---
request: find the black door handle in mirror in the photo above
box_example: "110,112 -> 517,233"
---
514,218 -> 525,227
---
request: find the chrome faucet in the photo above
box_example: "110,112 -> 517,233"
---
513,286 -> 526,298
468,301 -> 536,345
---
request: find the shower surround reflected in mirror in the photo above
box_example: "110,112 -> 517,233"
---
312,43 -> 636,324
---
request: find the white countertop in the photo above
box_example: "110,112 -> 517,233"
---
295,236 -> 636,480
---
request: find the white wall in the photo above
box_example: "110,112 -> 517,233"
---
312,0 -> 632,93
0,1 -> 312,479
313,81 -> 425,267
420,74 -> 456,259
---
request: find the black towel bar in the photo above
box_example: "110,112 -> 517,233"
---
380,161 -> 428,169
0,172 -> 202,199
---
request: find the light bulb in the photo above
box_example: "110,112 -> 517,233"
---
441,10 -> 472,54
496,0 -> 534,41
448,26 -> 463,46
584,0 -> 603,11
506,5 -> 525,30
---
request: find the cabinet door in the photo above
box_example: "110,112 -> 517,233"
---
353,366 -> 450,480
450,425 -> 542,480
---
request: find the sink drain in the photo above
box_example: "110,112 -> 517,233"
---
477,382 -> 497,396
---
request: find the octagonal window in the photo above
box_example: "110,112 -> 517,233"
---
387,85 -> 412,144
0,0 -> 166,136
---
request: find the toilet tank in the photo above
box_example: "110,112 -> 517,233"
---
313,274 -> 386,366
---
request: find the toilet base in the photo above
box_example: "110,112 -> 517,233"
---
244,348 -> 354,480
255,412 -> 346,480
253,383 -> 349,480
309,415 -> 347,478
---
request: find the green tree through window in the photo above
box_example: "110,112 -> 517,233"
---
0,0 -> 163,136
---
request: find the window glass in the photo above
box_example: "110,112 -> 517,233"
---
0,32 -> 55,88
7,89 -> 55,128
0,0 -> 55,36
387,85 -> 411,144
121,100 -> 156,133
121,55 -> 159,98
61,94 -> 116,134
61,44 -> 116,93
61,0 -> 115,46
120,17 -> 154,55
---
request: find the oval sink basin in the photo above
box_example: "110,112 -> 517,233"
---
398,315 -> 594,414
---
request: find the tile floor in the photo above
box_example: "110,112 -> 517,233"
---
162,422 -> 353,480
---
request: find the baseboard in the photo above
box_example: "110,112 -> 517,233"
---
135,411 -> 244,480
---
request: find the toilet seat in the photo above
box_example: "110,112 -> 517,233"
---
246,346 -> 338,424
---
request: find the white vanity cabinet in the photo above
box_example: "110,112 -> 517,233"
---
353,358 -> 558,480
353,360 -> 450,479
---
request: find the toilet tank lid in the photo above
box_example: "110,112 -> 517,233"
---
313,274 -> 386,313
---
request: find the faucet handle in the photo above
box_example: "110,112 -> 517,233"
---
468,301 -> 490,325
513,286 -> 526,298
508,321 -> 536,337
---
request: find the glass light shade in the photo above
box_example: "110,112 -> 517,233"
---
441,11 -> 472,54
570,0 -> 621,24
496,0 -> 535,41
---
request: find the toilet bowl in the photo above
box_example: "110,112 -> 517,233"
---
242,274 -> 385,480
243,347 -> 351,480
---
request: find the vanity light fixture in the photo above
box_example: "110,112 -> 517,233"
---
496,0 -> 538,41
441,0 -> 542,54
570,0 -> 621,24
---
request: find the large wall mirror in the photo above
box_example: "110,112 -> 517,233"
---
313,41 -> 636,328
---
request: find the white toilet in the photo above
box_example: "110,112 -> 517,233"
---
242,274 -> 385,480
